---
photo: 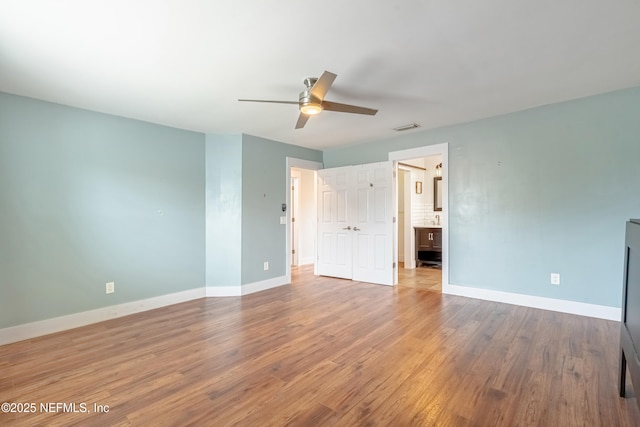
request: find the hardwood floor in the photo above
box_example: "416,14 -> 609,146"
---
398,262 -> 442,292
2,265 -> 639,426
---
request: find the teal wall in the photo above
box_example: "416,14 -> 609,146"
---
0,93 -> 206,328
324,87 -> 640,308
204,133 -> 322,288
0,92 -> 322,329
205,134 -> 243,287
240,134 -> 323,284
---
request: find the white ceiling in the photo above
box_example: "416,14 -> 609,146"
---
1,0 -> 640,150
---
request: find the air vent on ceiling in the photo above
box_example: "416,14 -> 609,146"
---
393,123 -> 420,132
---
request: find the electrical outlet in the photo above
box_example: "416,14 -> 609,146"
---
263,261 -> 269,271
106,281 -> 115,294
550,273 -> 560,286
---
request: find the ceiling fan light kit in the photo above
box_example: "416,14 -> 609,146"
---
300,103 -> 323,115
238,71 -> 378,129
299,90 -> 323,115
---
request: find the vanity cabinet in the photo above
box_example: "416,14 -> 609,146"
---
415,227 -> 442,267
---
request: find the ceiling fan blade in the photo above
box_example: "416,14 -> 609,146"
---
238,99 -> 299,105
309,71 -> 337,100
321,100 -> 378,115
295,113 -> 310,129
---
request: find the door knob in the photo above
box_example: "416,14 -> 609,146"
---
353,227 -> 361,231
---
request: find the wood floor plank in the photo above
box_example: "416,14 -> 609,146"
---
1,265 -> 639,426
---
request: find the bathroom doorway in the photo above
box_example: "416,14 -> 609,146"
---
390,144 -> 448,292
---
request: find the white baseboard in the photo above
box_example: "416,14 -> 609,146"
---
206,286 -> 241,297
298,257 -> 315,266
206,275 -> 289,297
3,279 -> 618,346
242,275 -> 289,295
0,288 -> 205,346
1,276 -> 291,346
443,283 -> 621,321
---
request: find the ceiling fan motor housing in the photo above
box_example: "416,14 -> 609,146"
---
299,89 -> 323,114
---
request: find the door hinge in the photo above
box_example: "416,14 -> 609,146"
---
292,217 -> 295,222
393,216 -> 396,223
292,249 -> 296,254
393,262 -> 396,268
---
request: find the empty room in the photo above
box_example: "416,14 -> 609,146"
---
2,1 -> 640,425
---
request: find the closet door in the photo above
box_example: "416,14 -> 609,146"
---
317,161 -> 394,286
317,166 -> 353,279
352,162 -> 394,285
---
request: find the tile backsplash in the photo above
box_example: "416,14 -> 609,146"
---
406,155 -> 442,227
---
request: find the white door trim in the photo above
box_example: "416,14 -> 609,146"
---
397,165 -> 413,268
291,174 -> 300,266
389,143 -> 449,291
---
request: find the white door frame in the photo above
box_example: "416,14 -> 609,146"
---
290,174 -> 300,266
389,143 -> 449,290
397,165 -> 413,267
285,157 -> 323,284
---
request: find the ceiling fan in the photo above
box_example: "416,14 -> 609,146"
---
238,71 -> 378,129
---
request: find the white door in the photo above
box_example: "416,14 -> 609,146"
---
352,162 -> 394,285
317,161 -> 394,286
317,166 -> 352,279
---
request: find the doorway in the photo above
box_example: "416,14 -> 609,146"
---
285,158 -> 323,285
389,143 -> 449,292
396,156 -> 442,291
290,167 -> 316,268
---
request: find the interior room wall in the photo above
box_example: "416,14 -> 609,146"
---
322,87 -> 640,309
240,134 -> 322,285
0,92 -> 206,329
205,135 -> 321,291
3,86 -> 638,332
205,133 -> 243,288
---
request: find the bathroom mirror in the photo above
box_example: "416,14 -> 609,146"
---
434,177 -> 442,211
